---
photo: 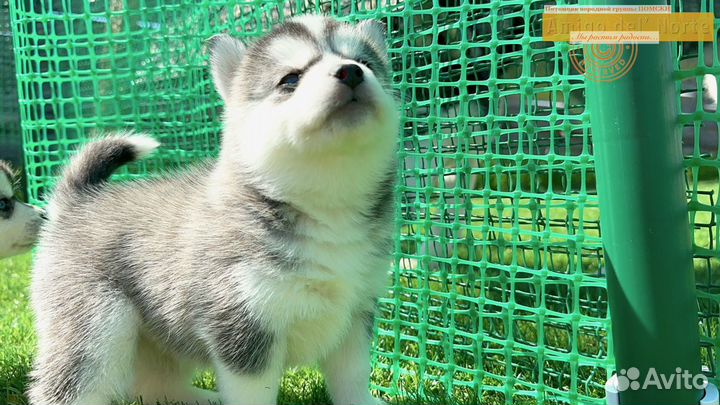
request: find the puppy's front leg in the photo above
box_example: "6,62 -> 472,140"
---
207,306 -> 284,405
214,339 -> 285,405
321,312 -> 384,405
215,358 -> 285,405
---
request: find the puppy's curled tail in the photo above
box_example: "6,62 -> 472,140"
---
53,133 -> 160,204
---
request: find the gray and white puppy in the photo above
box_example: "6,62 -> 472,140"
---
0,160 -> 45,258
29,15 -> 398,405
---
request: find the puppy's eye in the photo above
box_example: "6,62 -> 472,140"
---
0,198 -> 10,212
279,73 -> 301,88
357,59 -> 372,69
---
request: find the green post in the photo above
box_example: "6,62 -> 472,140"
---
581,2 -> 703,404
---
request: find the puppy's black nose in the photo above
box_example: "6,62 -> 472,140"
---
335,64 -> 364,89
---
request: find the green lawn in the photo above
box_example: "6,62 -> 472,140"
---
0,254 -> 34,405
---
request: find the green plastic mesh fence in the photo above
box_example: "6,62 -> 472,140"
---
673,0 -> 720,393
1,0 -> 22,168
8,1 -> 613,404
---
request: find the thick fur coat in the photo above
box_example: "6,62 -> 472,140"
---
29,15 -> 398,405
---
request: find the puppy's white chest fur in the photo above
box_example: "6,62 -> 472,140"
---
262,208 -> 388,364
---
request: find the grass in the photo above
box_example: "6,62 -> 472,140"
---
0,254 -> 34,405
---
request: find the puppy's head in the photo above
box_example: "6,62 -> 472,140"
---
210,16 -> 398,160
0,161 -> 45,258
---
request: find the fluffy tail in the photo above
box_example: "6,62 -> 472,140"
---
53,134 -> 160,203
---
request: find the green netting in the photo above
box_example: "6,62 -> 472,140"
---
8,1 -> 613,404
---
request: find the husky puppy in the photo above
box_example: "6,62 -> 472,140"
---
29,15 -> 398,405
0,160 -> 45,258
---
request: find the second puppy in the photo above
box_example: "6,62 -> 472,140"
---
0,160 -> 44,258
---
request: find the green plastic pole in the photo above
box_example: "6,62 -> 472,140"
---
581,2 -> 703,405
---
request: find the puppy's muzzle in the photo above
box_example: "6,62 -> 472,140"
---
335,64 -> 364,89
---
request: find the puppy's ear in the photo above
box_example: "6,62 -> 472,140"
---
356,20 -> 387,52
0,160 -> 15,184
0,160 -> 11,176
209,34 -> 246,103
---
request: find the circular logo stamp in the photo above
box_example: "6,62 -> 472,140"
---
569,43 -> 638,83
616,367 -> 642,391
